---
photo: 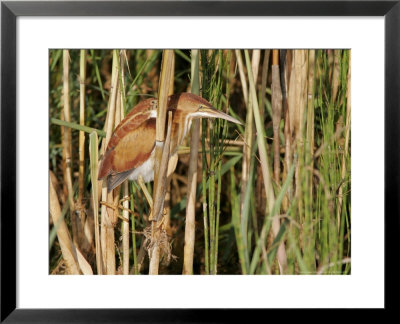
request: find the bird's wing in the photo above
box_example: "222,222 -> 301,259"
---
105,100 -> 156,152
107,169 -> 134,192
98,112 -> 156,180
112,117 -> 156,172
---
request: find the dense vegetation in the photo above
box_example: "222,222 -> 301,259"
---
49,49 -> 351,275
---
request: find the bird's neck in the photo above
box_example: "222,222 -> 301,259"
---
172,110 -> 193,148
165,110 -> 195,155
183,114 -> 193,143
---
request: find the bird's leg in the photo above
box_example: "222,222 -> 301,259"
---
152,208 -> 169,230
100,196 -> 130,213
100,201 -> 118,210
156,208 -> 168,230
137,175 -> 154,220
137,176 -> 166,231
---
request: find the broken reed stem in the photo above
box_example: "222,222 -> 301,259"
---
100,49 -> 119,275
50,175 -> 80,274
183,49 -> 200,275
244,49 -> 288,274
62,50 -> 78,244
271,50 -> 283,184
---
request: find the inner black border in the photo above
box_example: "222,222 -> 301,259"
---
1,0 -> 399,322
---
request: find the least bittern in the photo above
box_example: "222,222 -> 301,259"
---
98,92 -> 241,194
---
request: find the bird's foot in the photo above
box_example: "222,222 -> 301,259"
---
100,198 -> 133,223
155,208 -> 168,230
100,200 -> 118,211
149,207 -> 167,229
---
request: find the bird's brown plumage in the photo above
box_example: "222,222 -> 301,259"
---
98,93 -> 241,191
97,98 -> 158,181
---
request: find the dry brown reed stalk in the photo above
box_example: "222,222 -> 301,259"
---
116,50 -> 131,275
288,50 -> 308,142
183,49 -> 200,275
50,174 -> 80,274
113,52 -> 126,274
50,172 -> 93,275
163,53 -> 176,236
148,243 -> 161,275
283,70 -> 293,204
60,120 -> 68,204
244,50 -> 288,274
271,50 -> 283,184
153,50 -> 174,222
100,50 -> 120,275
149,49 -> 175,275
122,181 -> 130,274
251,50 -> 261,89
288,50 -> 308,223
89,131 -> 103,274
149,111 -> 173,274
78,50 -> 93,253
260,50 -> 271,120
78,50 -> 87,209
62,50 -> 78,242
337,52 -> 351,230
206,139 -> 245,146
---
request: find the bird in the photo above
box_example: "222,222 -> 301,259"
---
98,92 -> 242,192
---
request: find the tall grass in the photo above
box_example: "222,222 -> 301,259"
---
49,49 -> 351,275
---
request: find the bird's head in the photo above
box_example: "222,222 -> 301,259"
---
169,93 -> 242,125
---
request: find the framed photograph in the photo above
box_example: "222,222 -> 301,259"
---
1,0 -> 398,321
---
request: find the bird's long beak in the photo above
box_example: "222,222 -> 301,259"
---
198,106 -> 243,125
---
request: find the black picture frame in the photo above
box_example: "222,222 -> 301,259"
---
1,0 -> 398,321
